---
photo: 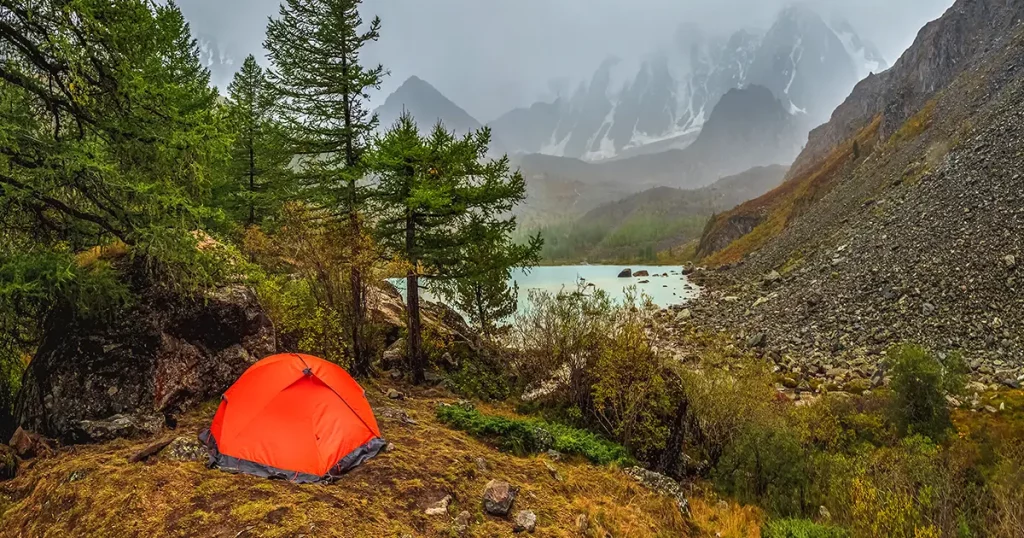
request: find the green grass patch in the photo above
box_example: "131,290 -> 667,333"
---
763,518 -> 850,538
436,403 -> 633,466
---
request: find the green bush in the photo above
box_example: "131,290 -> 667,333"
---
885,343 -> 967,441
713,420 -> 813,516
435,403 -> 633,466
763,518 -> 850,538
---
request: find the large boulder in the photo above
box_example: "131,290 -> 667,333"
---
15,281 -> 275,443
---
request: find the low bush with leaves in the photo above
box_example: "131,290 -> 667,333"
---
435,403 -> 633,466
885,343 -> 967,441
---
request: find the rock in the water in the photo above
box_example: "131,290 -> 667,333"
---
482,479 -> 518,516
15,277 -> 275,443
513,510 -> 537,533
8,427 -> 54,459
425,494 -> 452,516
76,413 -> 163,443
618,268 -> 632,278
164,436 -> 207,462
0,444 -> 16,481
634,270 -> 650,277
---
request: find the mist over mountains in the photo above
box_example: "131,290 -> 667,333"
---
376,5 -> 885,165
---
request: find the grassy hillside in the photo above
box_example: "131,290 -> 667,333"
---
0,384 -> 757,537
530,166 -> 787,264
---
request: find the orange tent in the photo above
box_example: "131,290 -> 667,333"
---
199,353 -> 385,483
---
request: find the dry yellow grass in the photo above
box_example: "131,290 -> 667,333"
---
0,386 -> 752,537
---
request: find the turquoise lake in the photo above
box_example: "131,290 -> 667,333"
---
392,265 -> 699,315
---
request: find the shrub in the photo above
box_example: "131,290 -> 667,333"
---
435,403 -> 633,466
763,518 -> 850,538
510,285 -> 674,454
885,343 -> 967,440
713,420 -> 813,516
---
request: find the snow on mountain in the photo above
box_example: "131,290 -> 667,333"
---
490,5 -> 886,162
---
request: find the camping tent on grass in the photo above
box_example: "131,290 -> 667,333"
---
199,353 -> 386,483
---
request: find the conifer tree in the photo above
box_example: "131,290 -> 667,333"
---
222,55 -> 291,228
0,0 -> 228,436
369,114 -> 541,383
264,0 -> 384,377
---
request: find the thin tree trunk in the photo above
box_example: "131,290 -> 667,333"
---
247,136 -> 255,226
340,45 -> 368,377
406,211 -> 424,384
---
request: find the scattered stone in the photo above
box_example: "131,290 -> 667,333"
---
543,460 -> 562,482
387,389 -> 405,400
163,436 -> 207,462
747,333 -> 767,348
819,505 -> 832,520
723,296 -> 740,303
475,456 -> 489,472
8,427 -> 54,459
386,443 -> 396,452
675,309 -> 692,322
545,449 -> 561,461
513,510 -> 537,533
482,479 -> 518,516
634,270 -> 650,277
765,270 -> 782,283
752,297 -> 769,308
1002,378 -> 1021,390
454,511 -> 472,535
425,494 -> 452,516
638,280 -> 650,284
984,405 -> 998,414
625,467 -> 689,517
575,514 -> 589,534
1003,255 -> 1017,270
382,339 -> 406,370
617,268 -> 632,278
377,407 -> 418,425
76,413 -> 163,443
423,371 -> 445,386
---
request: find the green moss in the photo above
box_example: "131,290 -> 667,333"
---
436,403 -> 633,466
763,518 -> 850,538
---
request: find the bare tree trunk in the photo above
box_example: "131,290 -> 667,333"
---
406,212 -> 424,384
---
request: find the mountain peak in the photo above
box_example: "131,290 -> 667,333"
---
377,76 -> 483,136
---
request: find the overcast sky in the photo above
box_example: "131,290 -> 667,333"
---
177,0 -> 954,122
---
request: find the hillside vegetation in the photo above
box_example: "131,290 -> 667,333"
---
532,166 -> 787,264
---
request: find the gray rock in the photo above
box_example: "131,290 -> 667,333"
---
387,389 -> 405,400
618,268 -> 632,278
1003,255 -> 1017,270
425,494 -> 452,516
513,510 -> 537,533
747,333 -> 767,348
75,413 -> 163,443
675,309 -> 692,322
634,270 -> 651,278
1001,378 -> 1021,390
482,479 -> 518,516
454,510 -> 472,535
163,436 -> 207,462
765,270 -> 782,283
15,279 -> 275,444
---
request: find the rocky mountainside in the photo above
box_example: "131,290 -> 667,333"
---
688,0 -> 1024,386
374,76 -> 484,136
490,6 -> 885,161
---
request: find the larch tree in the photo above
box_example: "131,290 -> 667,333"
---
0,0 -> 227,436
264,0 -> 385,377
222,55 -> 291,229
368,113 -> 541,383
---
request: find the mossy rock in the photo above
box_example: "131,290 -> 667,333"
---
842,379 -> 873,395
782,377 -> 800,389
